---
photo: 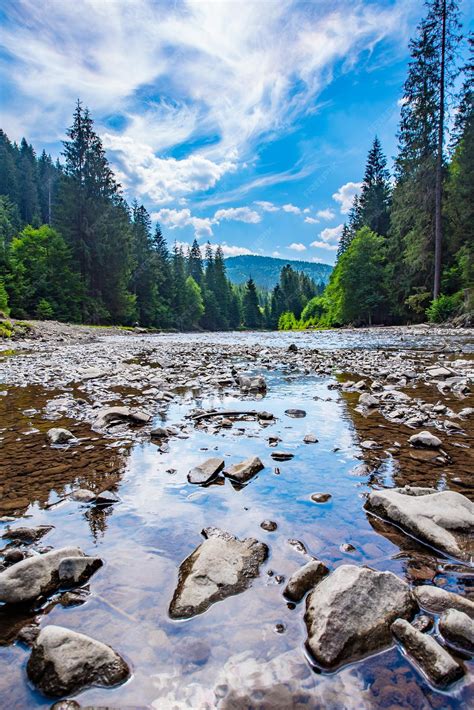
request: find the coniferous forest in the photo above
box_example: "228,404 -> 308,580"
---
0,0 -> 472,332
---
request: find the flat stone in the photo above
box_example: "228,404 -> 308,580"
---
27,625 -> 130,697
188,457 -> 224,485
366,486 -> 474,561
224,456 -> 264,484
270,451 -> 294,461
93,489 -> 120,505
439,609 -> 474,652
305,565 -> 416,668
94,405 -> 151,430
58,556 -> 103,586
285,409 -> 306,418
47,428 -> 75,445
408,430 -> 442,448
0,547 -> 84,604
360,440 -> 379,450
311,493 -> 331,503
150,426 -> 170,439
169,528 -> 268,619
283,560 -> 329,602
2,525 -> 53,544
414,585 -> 474,618
70,488 -> 96,503
391,618 -> 463,688
426,366 -> 453,379
303,434 -> 318,444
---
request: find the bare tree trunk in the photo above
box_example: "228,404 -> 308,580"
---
434,0 -> 447,300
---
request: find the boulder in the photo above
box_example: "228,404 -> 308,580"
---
283,560 -> 329,602
305,565 -> 416,668
47,428 -> 75,445
366,486 -> 474,561
187,457 -> 224,485
237,375 -> 267,392
408,430 -> 442,448
391,618 -> 463,687
439,609 -> 474,652
0,547 -> 84,604
169,527 -> 268,619
414,585 -> 474,618
58,556 -> 103,587
224,456 -> 264,484
94,406 -> 151,430
27,625 -> 130,697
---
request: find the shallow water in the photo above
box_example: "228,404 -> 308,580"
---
0,335 -> 473,709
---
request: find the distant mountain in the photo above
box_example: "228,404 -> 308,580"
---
225,254 -> 333,289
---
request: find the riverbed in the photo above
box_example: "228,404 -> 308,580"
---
0,325 -> 473,708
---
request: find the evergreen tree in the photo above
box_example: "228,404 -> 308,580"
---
336,224 -> 352,259
188,239 -> 204,284
18,138 -> 40,225
243,277 -> 262,328
171,242 -> 188,328
182,275 -> 204,328
358,137 -> 391,236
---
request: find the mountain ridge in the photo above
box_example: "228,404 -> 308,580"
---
225,254 -> 333,289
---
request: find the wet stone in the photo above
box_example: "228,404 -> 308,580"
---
260,520 -> 277,532
311,493 -> 332,503
414,585 -> 474,618
224,456 -> 264,484
439,609 -> 474,653
283,559 -> 329,602
187,457 -> 225,485
284,409 -> 306,418
408,430 -> 442,448
391,618 -> 464,688
2,525 -> 54,544
411,615 -> 434,633
47,428 -> 75,445
270,451 -> 294,461
303,433 -> 318,444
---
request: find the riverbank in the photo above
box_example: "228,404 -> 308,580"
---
0,325 -> 472,708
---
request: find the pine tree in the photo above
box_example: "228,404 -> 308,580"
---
18,138 -> 40,225
358,137 -> 391,236
243,277 -> 261,328
336,224 -> 352,259
188,239 -> 204,284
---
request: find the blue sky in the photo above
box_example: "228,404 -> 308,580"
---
0,0 -> 471,264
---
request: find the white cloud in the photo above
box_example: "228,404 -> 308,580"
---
152,208 -> 214,238
272,250 -> 281,257
214,207 -> 261,224
332,182 -> 362,214
282,203 -> 301,214
1,1 -> 411,204
174,240 -> 255,257
305,216 -> 319,225
316,208 -> 335,220
289,242 -> 307,252
254,200 -> 279,212
318,223 -> 344,245
310,240 -> 338,251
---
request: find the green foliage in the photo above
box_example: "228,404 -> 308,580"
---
0,279 -> 9,316
182,276 -> 204,329
426,293 -> 463,322
36,298 -> 54,320
0,320 -> 13,338
243,278 -> 262,328
278,311 -> 299,330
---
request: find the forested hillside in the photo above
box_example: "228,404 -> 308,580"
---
280,4 -> 472,330
225,255 -> 332,289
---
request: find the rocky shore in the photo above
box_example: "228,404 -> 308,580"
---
0,322 -> 473,707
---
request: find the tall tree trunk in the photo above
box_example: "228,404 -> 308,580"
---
434,0 -> 447,299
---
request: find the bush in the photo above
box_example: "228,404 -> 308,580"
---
426,293 -> 462,323
0,280 -> 9,316
0,320 -> 13,338
36,298 -> 54,320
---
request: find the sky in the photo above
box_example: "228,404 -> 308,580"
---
0,0 -> 471,264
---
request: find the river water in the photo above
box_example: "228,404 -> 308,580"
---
0,329 -> 472,709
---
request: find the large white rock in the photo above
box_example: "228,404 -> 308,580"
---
27,625 -> 130,697
391,618 -> 463,687
94,406 -> 151,430
305,565 -> 416,668
169,528 -> 268,619
366,486 -> 474,561
224,456 -> 264,484
408,430 -> 442,448
0,547 -> 84,604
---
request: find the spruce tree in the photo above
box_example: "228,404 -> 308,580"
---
358,137 -> 391,236
336,224 -> 352,259
188,239 -> 204,284
243,277 -> 261,328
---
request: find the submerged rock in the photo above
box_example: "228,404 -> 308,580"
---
47,428 -> 75,445
169,527 -> 268,619
414,585 -> 474,617
439,609 -> 474,652
224,456 -> 264,484
0,547 -> 84,604
27,625 -> 130,697
2,525 -> 53,544
408,430 -> 442,448
366,486 -> 474,561
283,559 -> 329,602
305,565 -> 416,668
187,457 -> 224,485
391,618 -> 463,688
